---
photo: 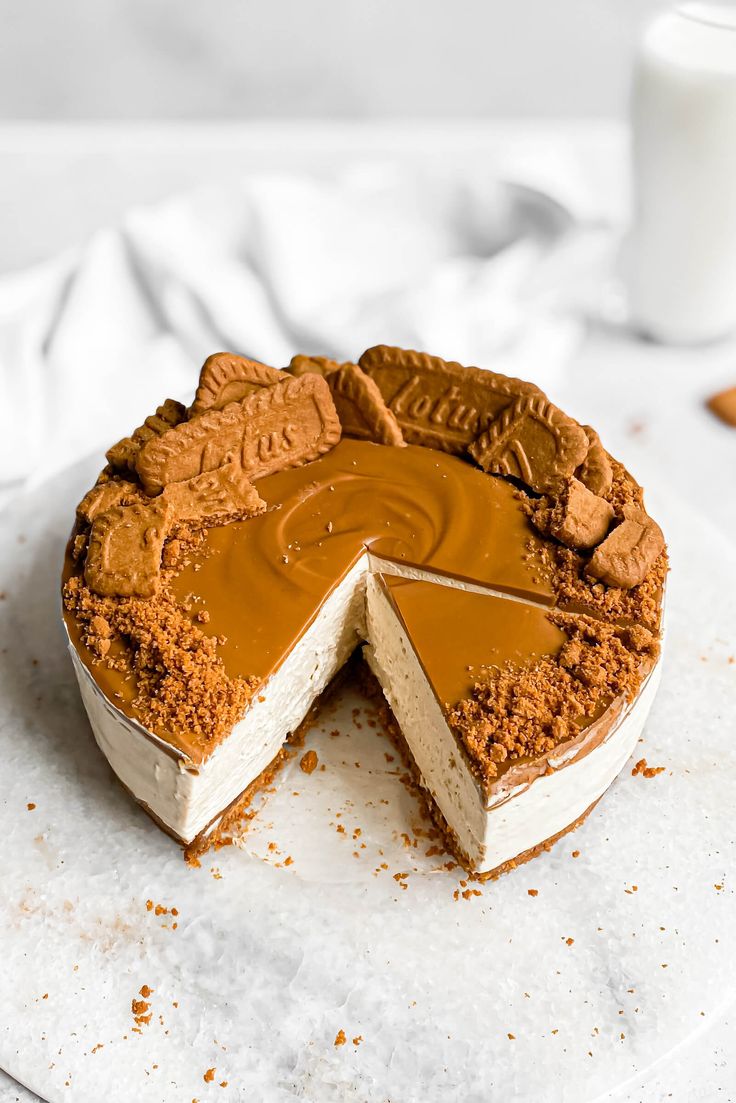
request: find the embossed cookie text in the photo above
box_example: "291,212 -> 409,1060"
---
359,345 -> 540,453
136,374 -> 342,494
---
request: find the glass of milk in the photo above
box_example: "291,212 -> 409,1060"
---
627,3 -> 736,344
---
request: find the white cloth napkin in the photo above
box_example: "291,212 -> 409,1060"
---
0,167 -> 604,498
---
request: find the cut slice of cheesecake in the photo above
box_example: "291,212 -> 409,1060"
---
364,574 -> 661,875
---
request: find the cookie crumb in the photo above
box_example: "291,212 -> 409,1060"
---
631,757 -> 665,778
450,615 -> 658,790
300,749 -> 319,774
707,385 -> 736,426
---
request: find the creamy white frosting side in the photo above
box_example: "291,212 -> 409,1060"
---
363,574 -> 489,861
477,666 -> 660,870
68,557 -> 662,872
70,557 -> 369,842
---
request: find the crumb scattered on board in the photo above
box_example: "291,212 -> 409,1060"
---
300,749 -> 319,774
631,757 -> 665,778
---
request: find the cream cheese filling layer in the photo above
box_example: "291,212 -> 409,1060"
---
67,554 -> 661,872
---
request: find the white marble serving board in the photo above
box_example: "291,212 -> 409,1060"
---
0,455 -> 735,1103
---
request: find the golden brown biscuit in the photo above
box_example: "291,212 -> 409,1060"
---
190,352 -> 282,415
162,464 -> 265,525
586,504 -> 665,589
287,354 -> 343,379
707,385 -> 736,427
85,500 -> 172,598
577,425 -> 614,497
468,395 -> 589,494
327,364 -> 404,446
549,478 -> 614,550
135,374 -> 342,494
358,345 -> 540,453
76,479 -> 144,524
106,399 -> 187,473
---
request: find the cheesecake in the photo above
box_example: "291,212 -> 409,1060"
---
62,348 -> 666,877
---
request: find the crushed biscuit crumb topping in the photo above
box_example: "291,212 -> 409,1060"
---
448,614 -> 659,790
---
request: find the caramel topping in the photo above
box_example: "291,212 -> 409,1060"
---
66,440 -> 557,757
451,613 -> 657,790
358,345 -> 540,453
383,575 -> 567,708
168,440 -> 555,687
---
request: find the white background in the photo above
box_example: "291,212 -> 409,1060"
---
2,2 -> 735,1100
3,0 -> 664,120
